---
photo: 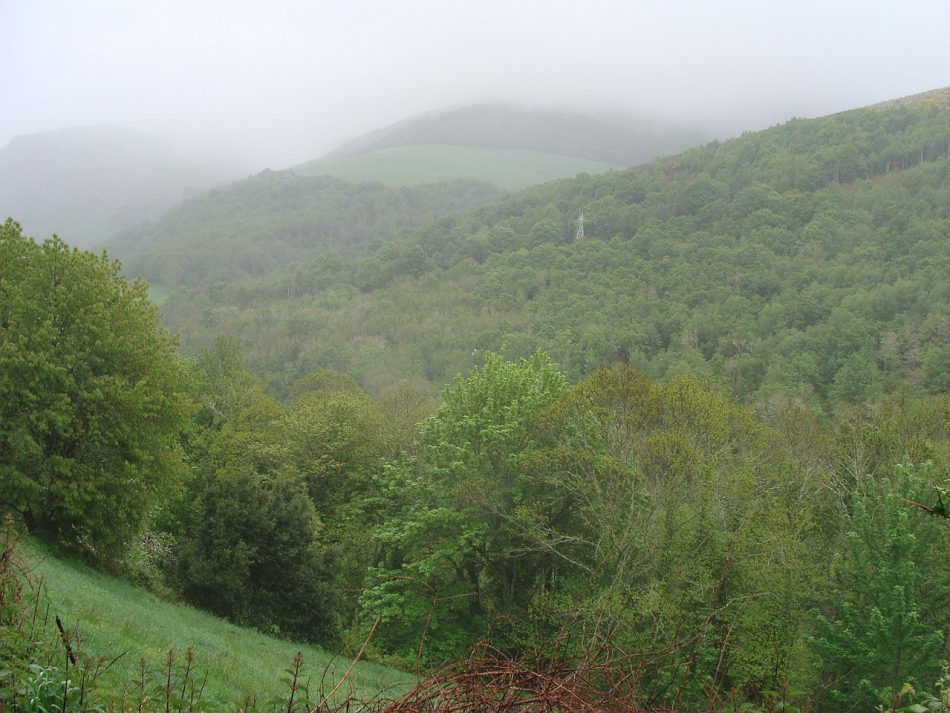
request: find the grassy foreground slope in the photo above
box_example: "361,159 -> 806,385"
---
295,144 -> 619,190
22,538 -> 410,707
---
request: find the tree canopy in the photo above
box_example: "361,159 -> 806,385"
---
0,219 -> 188,558
158,103 -> 950,402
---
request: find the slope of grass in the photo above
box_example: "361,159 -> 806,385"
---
21,538 -> 411,708
320,104 -> 706,165
294,144 -> 620,190
145,281 -> 174,306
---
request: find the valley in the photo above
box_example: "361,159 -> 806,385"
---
2,89 -> 949,712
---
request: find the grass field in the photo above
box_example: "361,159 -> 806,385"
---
20,538 -> 411,709
145,281 -> 173,306
294,144 -> 619,190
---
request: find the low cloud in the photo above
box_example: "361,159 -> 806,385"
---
3,0 -> 949,168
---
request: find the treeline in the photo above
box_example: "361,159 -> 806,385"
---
162,103 -> 950,401
106,172 -> 503,288
661,103 -> 950,188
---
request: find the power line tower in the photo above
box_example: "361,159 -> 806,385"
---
575,212 -> 586,241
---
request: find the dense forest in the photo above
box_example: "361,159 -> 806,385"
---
106,173 -> 503,288
159,103 -> 950,402
2,93 -> 950,712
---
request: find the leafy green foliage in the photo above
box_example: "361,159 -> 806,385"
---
176,463 -> 339,642
361,352 -> 567,663
810,463 -> 950,712
170,356 -> 343,642
359,357 -> 823,706
186,336 -> 267,430
518,365 -> 825,705
167,344 -> 431,645
0,220 -> 188,559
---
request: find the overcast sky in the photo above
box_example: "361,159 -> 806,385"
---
3,0 -> 950,168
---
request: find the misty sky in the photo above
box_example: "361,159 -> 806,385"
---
3,0 -> 950,168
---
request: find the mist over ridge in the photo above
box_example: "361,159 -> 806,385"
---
5,1 -> 950,169
0,125 -> 248,248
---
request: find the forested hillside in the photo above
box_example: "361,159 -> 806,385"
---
107,104 -> 704,294
163,101 -> 950,401
106,172 -> 502,288
3,92 -> 950,713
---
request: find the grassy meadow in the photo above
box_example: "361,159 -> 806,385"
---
294,144 -> 619,190
20,538 -> 412,709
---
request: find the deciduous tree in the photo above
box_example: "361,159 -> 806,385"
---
0,220 -> 187,559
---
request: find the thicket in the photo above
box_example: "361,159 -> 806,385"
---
149,345 -> 950,711
3,308 -> 949,710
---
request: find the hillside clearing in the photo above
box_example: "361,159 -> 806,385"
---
294,144 -> 620,190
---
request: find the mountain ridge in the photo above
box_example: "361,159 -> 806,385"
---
309,103 -> 705,166
867,85 -> 950,111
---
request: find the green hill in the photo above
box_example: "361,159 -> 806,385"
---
105,105 -> 702,294
868,85 -> 950,111
0,126 -> 242,249
6,90 -> 950,713
160,97 -> 950,401
317,103 -> 705,165
105,171 -> 502,289
294,144 -> 619,190
20,537 -> 410,708
294,104 -> 704,191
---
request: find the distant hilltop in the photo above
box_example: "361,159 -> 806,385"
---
293,103 -> 706,190
320,103 -> 707,167
868,85 -> 950,111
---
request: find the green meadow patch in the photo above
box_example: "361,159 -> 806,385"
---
295,144 -> 619,190
21,538 -> 411,708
